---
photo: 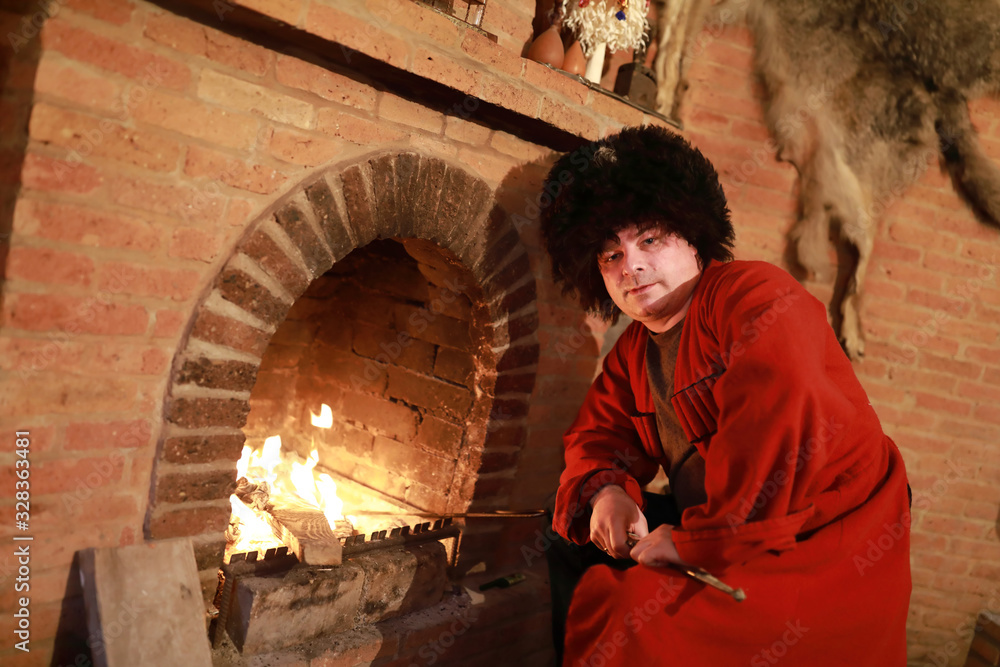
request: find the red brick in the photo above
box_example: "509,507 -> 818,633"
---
149,505 -> 230,539
890,222 -> 958,253
30,494 -> 141,539
703,38 -> 754,71
65,419 -> 152,451
935,212 -> 999,241
143,11 -> 273,76
862,279 -> 906,302
877,259 -> 944,291
91,342 -> 170,375
64,0 -> 136,25
162,433 -> 246,465
480,77 -> 541,118
938,420 -> 997,443
3,293 -> 148,335
13,199 -> 159,251
409,133 -> 458,157
490,130 -> 549,162
20,152 -> 104,194
456,146 -> 515,185
184,145 -> 286,194
956,380 -> 1000,404
885,200 -> 937,227
0,335 -> 89,379
685,105 -> 732,133
177,357 -> 257,391
960,239 -> 1000,264
906,289 -> 972,316
190,309 -> 270,357
109,174 -> 225,224
132,89 -> 261,150
379,92 -> 445,133
974,404 -> 1000,424
481,1 -> 534,50
222,198 -> 255,229
461,29 -> 523,78
371,435 -> 456,488
368,0 -> 460,46
387,366 -> 473,419
412,48 -> 480,97
6,245 -> 95,286
197,68 -> 316,129
538,96 -> 598,138
316,109 -> 407,144
169,226 -> 225,262
413,414 -> 463,457
740,183 -> 798,215
923,252 -> 985,279
340,392 -> 419,441
688,86 -> 761,123
41,19 -> 190,90
156,469 -> 235,503
237,0 -> 303,24
32,453 -> 128,496
275,54 -> 376,110
268,127 -> 342,166
912,392 -> 972,417
34,53 -> 122,112
308,3 -> 413,67
167,396 -> 251,429
96,261 -> 200,301
29,103 -> 182,173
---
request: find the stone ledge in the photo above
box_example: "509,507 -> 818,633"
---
163,0 -> 676,147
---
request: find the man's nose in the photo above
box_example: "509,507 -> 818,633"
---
621,247 -> 644,276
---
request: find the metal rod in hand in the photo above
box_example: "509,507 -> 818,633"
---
627,532 -> 746,602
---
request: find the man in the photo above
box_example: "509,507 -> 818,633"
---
540,126 -> 911,665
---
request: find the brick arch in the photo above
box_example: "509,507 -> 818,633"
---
146,151 -> 539,556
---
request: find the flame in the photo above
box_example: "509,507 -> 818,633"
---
311,404 -> 333,428
226,431 -> 346,561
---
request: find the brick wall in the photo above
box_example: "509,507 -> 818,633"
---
0,0 -> 997,665
244,237 -> 484,515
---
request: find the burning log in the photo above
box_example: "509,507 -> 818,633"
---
234,477 -> 272,512
230,494 -> 353,566
265,506 -> 351,566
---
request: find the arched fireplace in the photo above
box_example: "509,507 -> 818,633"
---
143,150 -> 540,655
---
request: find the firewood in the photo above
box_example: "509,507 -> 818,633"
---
263,500 -> 351,566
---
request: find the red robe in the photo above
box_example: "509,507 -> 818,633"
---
555,260 -> 911,666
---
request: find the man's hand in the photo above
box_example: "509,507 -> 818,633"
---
629,524 -> 686,567
589,485 -> 648,559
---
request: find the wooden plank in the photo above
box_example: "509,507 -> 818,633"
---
79,538 -> 212,667
264,503 -> 348,566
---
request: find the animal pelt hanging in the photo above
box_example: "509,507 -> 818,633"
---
746,0 -> 1000,359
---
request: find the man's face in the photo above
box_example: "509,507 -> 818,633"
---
597,225 -> 703,333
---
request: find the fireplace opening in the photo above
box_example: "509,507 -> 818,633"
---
213,236 -> 497,654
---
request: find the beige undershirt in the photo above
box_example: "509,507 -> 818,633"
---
645,321 -> 708,514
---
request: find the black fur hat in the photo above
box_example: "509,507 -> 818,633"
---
540,125 -> 734,321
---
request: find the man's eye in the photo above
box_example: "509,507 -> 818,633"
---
642,237 -> 656,245
600,252 -> 621,263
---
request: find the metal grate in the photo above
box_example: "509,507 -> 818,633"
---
416,0 -> 487,29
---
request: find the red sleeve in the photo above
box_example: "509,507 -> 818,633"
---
553,324 -> 661,545
671,264 -> 860,572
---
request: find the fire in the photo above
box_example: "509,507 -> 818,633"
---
226,412 -> 348,560
311,404 -> 333,428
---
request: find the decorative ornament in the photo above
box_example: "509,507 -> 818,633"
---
560,0 -> 649,58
